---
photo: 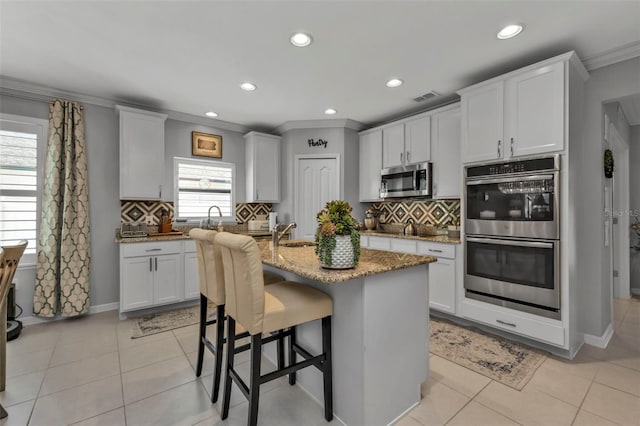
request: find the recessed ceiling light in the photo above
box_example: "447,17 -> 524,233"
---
290,32 -> 312,47
497,24 -> 524,40
324,108 -> 337,115
205,111 -> 218,118
240,82 -> 257,91
386,78 -> 404,88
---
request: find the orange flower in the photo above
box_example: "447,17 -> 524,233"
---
320,221 -> 336,237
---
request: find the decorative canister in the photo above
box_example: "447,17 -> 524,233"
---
320,235 -> 358,269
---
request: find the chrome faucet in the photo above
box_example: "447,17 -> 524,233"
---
272,222 -> 296,246
207,205 -> 222,229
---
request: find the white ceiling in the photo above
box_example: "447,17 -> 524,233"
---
1,1 -> 639,131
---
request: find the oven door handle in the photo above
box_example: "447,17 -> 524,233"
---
466,174 -> 555,186
467,237 -> 554,249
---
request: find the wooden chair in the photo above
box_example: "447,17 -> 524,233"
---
188,229 -> 284,403
0,241 -> 28,419
215,232 -> 333,426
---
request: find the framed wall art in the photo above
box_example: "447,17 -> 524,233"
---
192,131 -> 222,158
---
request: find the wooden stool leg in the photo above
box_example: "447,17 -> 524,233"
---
288,326 -> 296,385
221,316 -> 236,420
196,294 -> 207,377
212,304 -> 225,403
248,334 -> 262,426
322,316 -> 333,421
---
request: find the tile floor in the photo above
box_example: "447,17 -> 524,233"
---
1,297 -> 639,426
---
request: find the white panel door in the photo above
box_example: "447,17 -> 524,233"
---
405,115 -> 431,164
359,130 -> 382,202
428,257 -> 456,314
432,106 -> 461,198
121,257 -> 154,311
382,123 -> 405,168
183,251 -> 200,300
295,157 -> 340,241
461,81 -> 504,164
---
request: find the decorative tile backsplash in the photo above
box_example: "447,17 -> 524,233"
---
120,201 -> 272,224
370,199 -> 460,227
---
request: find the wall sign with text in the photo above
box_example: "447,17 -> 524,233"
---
308,138 -> 328,148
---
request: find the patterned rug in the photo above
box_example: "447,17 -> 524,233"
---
429,316 -> 547,390
129,305 -> 214,338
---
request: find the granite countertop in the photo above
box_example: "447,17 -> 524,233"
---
258,241 -> 436,284
360,230 -> 461,245
115,227 -> 275,243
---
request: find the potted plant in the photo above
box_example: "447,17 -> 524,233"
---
315,200 -> 361,269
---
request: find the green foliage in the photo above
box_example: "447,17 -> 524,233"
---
314,200 -> 361,267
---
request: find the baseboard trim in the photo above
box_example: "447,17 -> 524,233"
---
584,323 -> 614,348
631,288 -> 640,296
20,302 -> 119,326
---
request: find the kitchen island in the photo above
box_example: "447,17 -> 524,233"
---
258,242 -> 436,426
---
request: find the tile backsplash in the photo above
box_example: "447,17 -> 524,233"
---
370,199 -> 460,227
120,201 -> 272,224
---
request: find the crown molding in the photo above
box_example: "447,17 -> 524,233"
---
0,76 -> 249,133
276,118 -> 365,135
582,41 -> 640,71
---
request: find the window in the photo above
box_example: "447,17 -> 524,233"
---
173,157 -> 235,221
0,114 -> 47,264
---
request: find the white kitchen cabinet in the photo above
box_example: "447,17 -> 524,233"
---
382,116 -> 431,168
116,105 -> 167,200
417,241 -> 457,314
505,62 -> 565,158
382,123 -> 405,168
359,129 -> 383,202
245,131 -> 281,202
431,105 -> 461,198
405,115 -> 431,164
183,242 -> 199,300
119,241 -> 184,313
459,57 -> 573,164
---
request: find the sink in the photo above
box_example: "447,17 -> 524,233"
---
279,240 -> 316,248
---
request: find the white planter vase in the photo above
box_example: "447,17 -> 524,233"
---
320,235 -> 357,269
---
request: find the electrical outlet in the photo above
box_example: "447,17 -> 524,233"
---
145,215 -> 155,225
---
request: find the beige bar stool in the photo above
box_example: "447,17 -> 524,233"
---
0,241 -> 28,420
215,232 -> 333,426
188,229 -> 284,403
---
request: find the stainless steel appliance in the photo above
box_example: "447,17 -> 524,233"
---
464,155 -> 561,319
380,162 -> 432,199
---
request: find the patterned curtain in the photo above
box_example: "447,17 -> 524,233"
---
34,99 -> 91,317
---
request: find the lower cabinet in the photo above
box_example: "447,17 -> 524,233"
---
120,240 -> 195,313
362,236 -> 459,314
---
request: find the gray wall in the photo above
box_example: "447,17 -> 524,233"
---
578,56 -> 640,337
276,127 -> 363,227
1,93 -> 247,321
163,119 -> 246,203
1,94 -> 121,320
631,125 -> 640,293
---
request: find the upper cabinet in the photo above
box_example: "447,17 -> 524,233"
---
382,115 -> 431,168
245,131 -> 281,203
359,129 -> 382,202
117,105 -> 167,200
459,53 -> 585,164
431,104 -> 461,198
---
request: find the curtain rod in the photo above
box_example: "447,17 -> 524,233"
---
1,89 -> 84,109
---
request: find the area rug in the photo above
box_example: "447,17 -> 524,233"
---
429,317 -> 547,390
129,305 -> 214,338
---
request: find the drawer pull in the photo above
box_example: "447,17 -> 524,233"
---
429,249 -> 443,253
145,248 -> 162,252
149,258 -> 152,272
155,257 -> 158,271
496,319 -> 517,328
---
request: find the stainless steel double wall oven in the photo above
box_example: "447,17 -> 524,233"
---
464,155 -> 561,319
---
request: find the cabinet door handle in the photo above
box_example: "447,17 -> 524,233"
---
158,185 -> 162,199
406,151 -> 411,163
155,257 -> 158,271
496,319 -> 517,327
497,140 -> 501,157
400,152 -> 404,164
256,189 -> 259,200
510,138 -> 514,156
149,258 -> 152,272
145,248 -> 162,252
429,249 -> 443,253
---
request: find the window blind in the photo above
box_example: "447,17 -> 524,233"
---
175,159 -> 234,219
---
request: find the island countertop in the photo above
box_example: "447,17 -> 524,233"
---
258,241 -> 436,284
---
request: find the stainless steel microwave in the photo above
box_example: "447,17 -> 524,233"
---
380,162 -> 432,199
